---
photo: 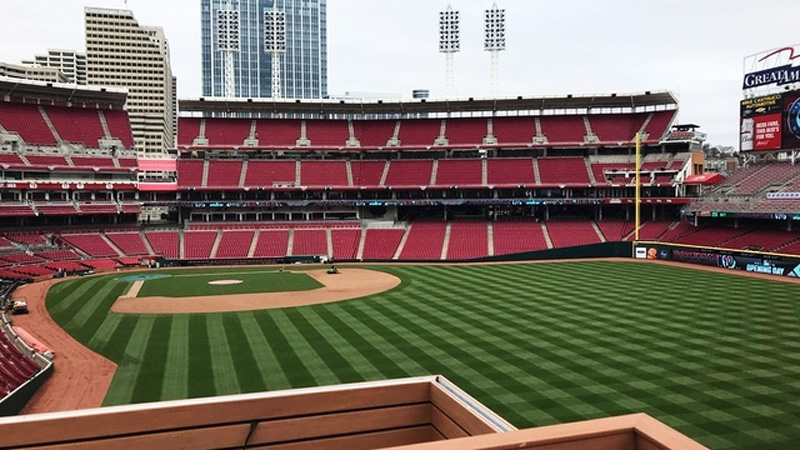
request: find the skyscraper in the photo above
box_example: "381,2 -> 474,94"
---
85,7 -> 176,154
201,0 -> 327,99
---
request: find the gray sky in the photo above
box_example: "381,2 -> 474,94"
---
1,0 -> 798,148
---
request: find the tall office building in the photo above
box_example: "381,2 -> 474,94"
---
201,0 -> 327,99
21,49 -> 87,85
85,7 -> 176,154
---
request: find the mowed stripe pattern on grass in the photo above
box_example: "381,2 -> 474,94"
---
45,262 -> 800,450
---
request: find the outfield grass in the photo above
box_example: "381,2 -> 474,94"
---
135,270 -> 322,298
45,262 -> 800,450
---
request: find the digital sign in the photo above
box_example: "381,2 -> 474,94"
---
740,90 -> 800,152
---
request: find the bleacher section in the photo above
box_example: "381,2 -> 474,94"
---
45,106 -> 105,147
537,158 -> 591,184
215,230 -> 255,259
487,158 -> 536,185
184,231 -> 217,259
106,232 -> 149,255
300,161 -> 348,187
546,221 -> 602,248
60,234 -> 118,257
306,120 -> 350,147
435,159 -> 482,186
492,221 -> 548,255
252,230 -> 289,258
331,229 -> 361,260
243,160 -> 296,188
445,118 -> 488,145
145,231 -> 180,259
352,120 -> 395,147
384,160 -> 434,186
397,119 -> 441,147
292,229 -> 327,256
206,160 -> 243,188
0,102 -> 56,145
204,118 -> 251,146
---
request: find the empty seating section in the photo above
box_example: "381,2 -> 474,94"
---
591,162 -> 632,184
34,250 -> 81,260
102,110 -> 136,148
61,234 -> 118,257
252,230 -> 289,258
446,222 -> 488,260
71,157 -> 116,169
305,120 -> 349,146
674,227 -> 750,247
588,114 -> 647,142
642,110 -> 676,142
487,158 -> 536,185
546,221 -> 601,247
204,118 -> 251,146
292,230 -> 327,256
106,232 -> 149,255
659,221 -> 703,242
184,231 -> 216,259
26,155 -> 69,167
351,161 -> 385,186
6,234 -> 47,246
492,117 -> 536,144
0,153 -> 25,167
397,120 -> 440,146
78,203 -> 118,214
730,163 -> 798,195
399,222 -> 445,260
723,229 -> 799,252
177,160 -> 205,187
445,118 -> 487,145
538,157 -> 590,184
178,118 -> 202,146
361,229 -> 404,260
353,120 -> 395,147
243,160 -> 296,187
492,221 -> 548,255
384,160 -> 433,186
331,229 -> 361,260
0,254 -> 44,265
631,221 -> 673,241
0,204 -> 35,216
145,231 -> 179,259
216,230 -> 254,258
435,159 -> 482,185
118,158 -> 138,168
255,120 -> 300,147
0,237 -> 15,249
0,102 -> 55,145
300,161 -> 348,186
12,265 -> 54,277
82,259 -> 119,270
595,220 -> 634,241
206,160 -> 243,187
45,106 -> 104,147
539,116 -> 586,144
35,203 -> 78,215
0,332 -> 40,395
46,260 -> 87,272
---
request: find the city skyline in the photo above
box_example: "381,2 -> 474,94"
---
1,0 -> 799,147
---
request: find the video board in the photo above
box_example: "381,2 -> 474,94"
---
740,89 -> 800,152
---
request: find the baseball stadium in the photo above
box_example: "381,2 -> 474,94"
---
1,25 -> 800,450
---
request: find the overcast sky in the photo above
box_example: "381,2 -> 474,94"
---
1,0 -> 798,148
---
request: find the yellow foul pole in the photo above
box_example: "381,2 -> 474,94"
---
634,132 -> 641,242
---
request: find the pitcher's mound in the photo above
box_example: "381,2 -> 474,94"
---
111,268 -> 400,314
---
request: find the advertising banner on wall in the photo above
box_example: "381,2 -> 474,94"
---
783,89 -> 800,149
634,243 -> 800,278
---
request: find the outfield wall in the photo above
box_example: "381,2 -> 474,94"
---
633,241 -> 800,278
477,241 -> 633,263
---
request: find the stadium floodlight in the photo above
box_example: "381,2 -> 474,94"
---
264,8 -> 286,99
216,0 -> 240,99
439,4 -> 460,98
484,2 -> 506,95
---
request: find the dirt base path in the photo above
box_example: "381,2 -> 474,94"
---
110,268 -> 402,314
9,279 -> 116,415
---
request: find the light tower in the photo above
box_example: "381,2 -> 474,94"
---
484,2 -> 506,96
216,0 -> 240,98
264,8 -> 286,99
439,4 -> 460,98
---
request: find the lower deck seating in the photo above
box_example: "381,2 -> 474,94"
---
545,221 -> 602,248
145,231 -> 180,259
292,230 -> 327,256
215,230 -> 254,258
361,229 -> 405,260
446,222 -> 488,260
398,223 -> 445,260
106,232 -> 149,255
60,234 -> 118,257
331,229 -> 361,260
492,221 -> 549,255
184,231 -> 217,259
252,230 -> 289,258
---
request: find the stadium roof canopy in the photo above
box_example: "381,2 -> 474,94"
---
0,76 -> 128,108
179,90 -> 678,118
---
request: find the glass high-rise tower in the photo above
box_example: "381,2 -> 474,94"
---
201,0 -> 327,99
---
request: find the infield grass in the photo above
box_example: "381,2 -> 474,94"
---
135,270 -> 322,298
45,261 -> 800,450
